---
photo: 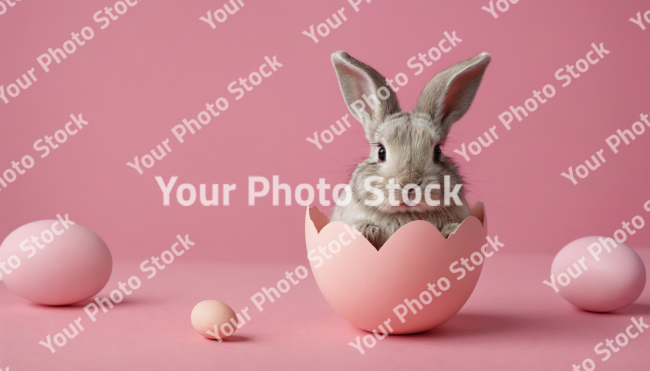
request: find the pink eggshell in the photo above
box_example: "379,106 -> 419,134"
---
305,203 -> 488,334
552,236 -> 646,312
191,300 -> 238,339
0,220 -> 112,306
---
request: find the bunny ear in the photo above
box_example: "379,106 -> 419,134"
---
331,51 -> 401,132
415,52 -> 491,140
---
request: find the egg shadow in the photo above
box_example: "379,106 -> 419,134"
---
405,312 -> 591,340
610,303 -> 650,315
22,296 -> 161,310
561,303 -> 650,316
207,335 -> 250,343
410,313 -> 526,339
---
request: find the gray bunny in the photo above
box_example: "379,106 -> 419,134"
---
328,51 -> 491,250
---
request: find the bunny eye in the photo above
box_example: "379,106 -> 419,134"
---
378,145 -> 386,162
434,145 -> 442,162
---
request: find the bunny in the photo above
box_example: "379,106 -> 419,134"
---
328,51 -> 491,250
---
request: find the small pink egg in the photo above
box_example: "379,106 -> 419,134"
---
552,236 -> 646,312
0,220 -> 112,306
191,300 -> 238,340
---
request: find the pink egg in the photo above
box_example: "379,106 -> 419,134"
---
191,300 -> 238,340
305,202 -> 488,334
0,219 -> 112,306
551,236 -> 646,312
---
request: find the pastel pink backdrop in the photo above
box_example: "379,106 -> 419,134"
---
2,0 -> 649,264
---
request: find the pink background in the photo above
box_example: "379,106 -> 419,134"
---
1,0 -> 650,370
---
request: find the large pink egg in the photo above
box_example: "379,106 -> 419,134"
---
551,236 -> 646,312
0,219 -> 112,306
305,203 -> 488,334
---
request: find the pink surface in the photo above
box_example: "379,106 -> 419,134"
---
305,204 -> 487,333
1,251 -> 650,370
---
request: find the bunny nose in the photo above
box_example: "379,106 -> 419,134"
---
407,188 -> 417,201
399,181 -> 422,203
